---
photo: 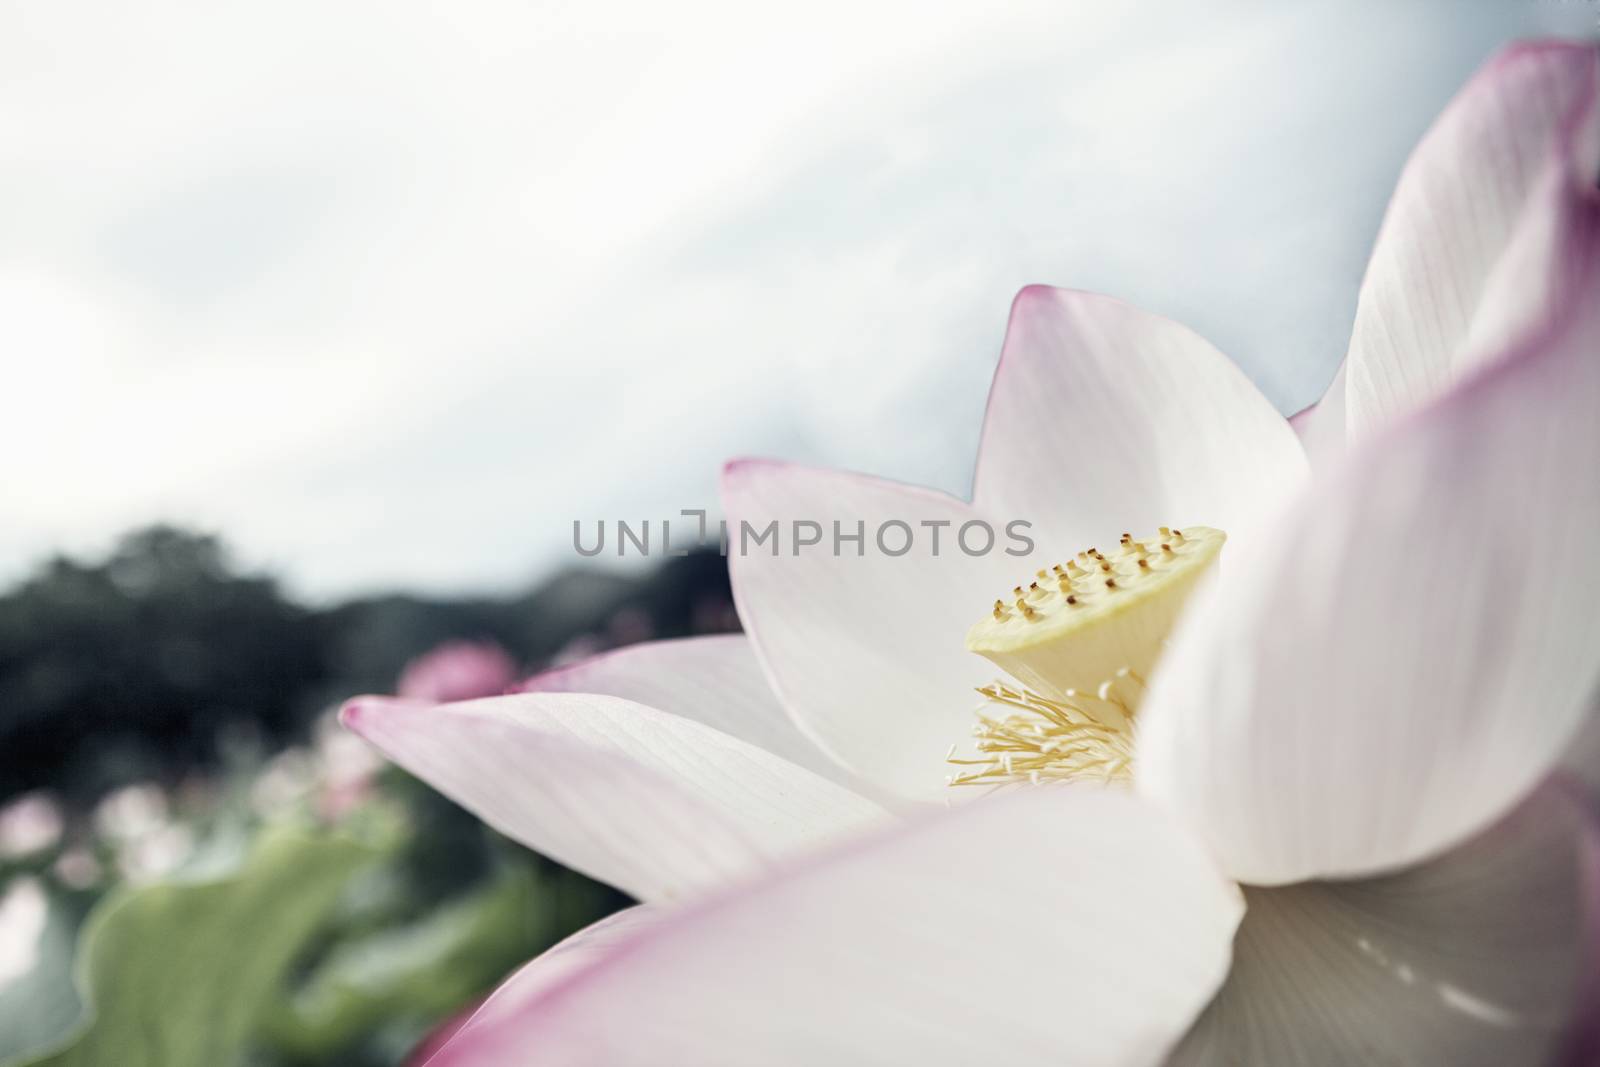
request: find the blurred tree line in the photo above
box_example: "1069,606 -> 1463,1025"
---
0,525 -> 735,807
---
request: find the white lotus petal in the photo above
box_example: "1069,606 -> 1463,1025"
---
973,286 -> 1306,551
1139,176 -> 1600,884
1171,782 -> 1596,1066
1345,41 -> 1600,441
722,459 -> 1019,801
342,693 -> 884,901
523,635 -> 861,789
431,788 -> 1243,1067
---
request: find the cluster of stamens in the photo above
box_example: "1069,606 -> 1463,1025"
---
945,677 -> 1143,789
949,524 -> 1225,791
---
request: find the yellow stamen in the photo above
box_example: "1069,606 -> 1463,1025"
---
947,524 -> 1226,789
944,683 -> 1137,788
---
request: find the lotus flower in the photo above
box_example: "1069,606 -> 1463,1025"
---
344,41 -> 1600,1065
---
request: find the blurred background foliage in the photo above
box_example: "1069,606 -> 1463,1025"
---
0,525 -> 735,1065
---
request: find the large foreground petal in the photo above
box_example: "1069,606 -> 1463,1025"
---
1344,40 -> 1600,442
342,693 -> 883,901
522,635 -> 859,789
973,287 -> 1306,551
429,789 -> 1243,1067
1139,175 -> 1600,884
459,906 -> 659,1034
722,460 -> 1018,801
407,907 -> 660,1065
1170,782 -> 1595,1066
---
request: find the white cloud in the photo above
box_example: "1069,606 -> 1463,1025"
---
0,0 -> 1588,595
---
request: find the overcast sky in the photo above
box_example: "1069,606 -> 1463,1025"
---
2,0 -> 1592,598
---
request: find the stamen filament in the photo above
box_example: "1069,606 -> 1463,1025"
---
946,682 -> 1137,788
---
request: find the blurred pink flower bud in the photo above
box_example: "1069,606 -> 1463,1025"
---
396,640 -> 517,703
0,792 -> 64,858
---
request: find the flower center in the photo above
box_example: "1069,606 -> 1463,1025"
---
946,525 -> 1225,789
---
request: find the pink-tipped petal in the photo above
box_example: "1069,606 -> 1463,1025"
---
1344,40 -> 1600,442
1171,781 -> 1596,1066
429,788 -> 1243,1067
1138,175 -> 1600,884
341,693 -> 883,902
722,460 -> 1019,801
522,635 -> 860,790
973,287 -> 1306,552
